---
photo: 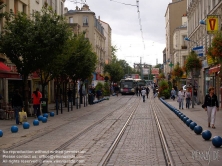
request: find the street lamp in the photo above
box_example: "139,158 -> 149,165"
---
199,20 -> 206,25
184,37 -> 198,46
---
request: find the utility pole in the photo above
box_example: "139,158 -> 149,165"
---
140,57 -> 143,79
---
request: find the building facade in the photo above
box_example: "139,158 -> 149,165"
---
64,4 -> 106,81
100,20 -> 112,65
187,0 -> 222,105
0,0 -> 66,104
164,0 -> 187,75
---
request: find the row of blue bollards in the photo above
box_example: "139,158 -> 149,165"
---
0,112 -> 55,137
159,98 -> 222,148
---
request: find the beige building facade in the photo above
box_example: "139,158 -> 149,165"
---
64,4 -> 106,79
164,0 -> 187,76
100,20 -> 112,65
187,0 -> 222,105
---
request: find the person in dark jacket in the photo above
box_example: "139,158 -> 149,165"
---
11,89 -> 23,125
203,87 -> 219,129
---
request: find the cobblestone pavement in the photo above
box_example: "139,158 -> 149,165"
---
0,94 -> 221,166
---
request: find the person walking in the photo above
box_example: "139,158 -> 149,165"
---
145,86 -> 150,98
32,88 -> 42,118
141,88 -> 146,102
11,89 -> 23,125
203,87 -> 219,129
171,88 -> 176,100
185,89 -> 191,109
114,86 -> 120,97
177,88 -> 184,109
193,88 -> 197,104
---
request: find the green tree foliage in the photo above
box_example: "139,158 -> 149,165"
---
104,46 -> 124,82
158,79 -> 170,99
103,82 -> 110,96
185,51 -> 202,72
0,5 -> 70,111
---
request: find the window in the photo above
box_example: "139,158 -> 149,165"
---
69,17 -> 73,23
23,4 -> 26,14
83,16 -> 88,26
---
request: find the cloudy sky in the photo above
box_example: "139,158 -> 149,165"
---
64,0 -> 172,66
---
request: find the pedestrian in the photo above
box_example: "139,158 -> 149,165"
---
67,88 -> 72,102
145,86 -> 150,98
171,88 -> 176,100
141,88 -> 146,102
136,86 -> 139,96
193,88 -> 197,104
114,86 -> 120,97
11,89 -> 23,125
32,88 -> 42,118
203,87 -> 219,129
177,88 -> 184,109
185,89 -> 191,109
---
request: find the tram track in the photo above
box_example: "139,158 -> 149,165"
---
150,98 -> 175,166
31,95 -> 137,166
1,96 -> 132,152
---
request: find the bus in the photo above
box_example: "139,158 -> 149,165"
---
134,79 -> 146,87
119,78 -> 136,95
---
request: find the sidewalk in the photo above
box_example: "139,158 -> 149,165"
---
164,98 -> 222,138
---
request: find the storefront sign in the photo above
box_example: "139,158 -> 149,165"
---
209,65 -> 221,74
207,15 -> 219,34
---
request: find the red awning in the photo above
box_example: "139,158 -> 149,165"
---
0,62 -> 11,72
209,65 -> 221,74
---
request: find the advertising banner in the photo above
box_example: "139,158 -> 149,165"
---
143,68 -> 149,75
207,15 -> 219,34
151,68 -> 159,75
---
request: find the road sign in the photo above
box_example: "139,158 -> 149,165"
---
192,46 -> 203,57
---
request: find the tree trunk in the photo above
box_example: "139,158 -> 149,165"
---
73,81 -> 76,106
80,83 -> 83,104
23,75 -> 29,113
41,83 -> 46,98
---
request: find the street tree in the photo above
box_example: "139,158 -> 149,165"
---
0,5 -> 70,112
64,33 -> 97,101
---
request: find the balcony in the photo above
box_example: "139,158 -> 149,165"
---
181,45 -> 187,49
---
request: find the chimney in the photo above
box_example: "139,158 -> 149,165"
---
98,16 -> 100,21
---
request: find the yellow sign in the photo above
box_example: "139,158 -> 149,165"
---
207,55 -> 215,65
206,15 -> 219,34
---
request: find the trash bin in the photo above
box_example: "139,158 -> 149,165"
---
41,98 -> 48,113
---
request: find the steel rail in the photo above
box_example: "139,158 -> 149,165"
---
151,99 -> 175,166
98,101 -> 139,166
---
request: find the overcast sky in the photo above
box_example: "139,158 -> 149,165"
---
64,0 -> 172,66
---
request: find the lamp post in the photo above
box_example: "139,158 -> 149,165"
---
184,37 -> 200,108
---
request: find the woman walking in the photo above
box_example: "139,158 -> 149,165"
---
32,88 -> 42,118
203,87 -> 219,129
178,88 -> 184,109
185,89 -> 191,109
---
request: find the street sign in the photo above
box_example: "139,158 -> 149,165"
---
151,68 -> 159,75
192,46 -> 203,57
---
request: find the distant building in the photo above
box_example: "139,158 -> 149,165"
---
164,0 -> 187,74
100,20 -> 112,65
64,4 -> 106,80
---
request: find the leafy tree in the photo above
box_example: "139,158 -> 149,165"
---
0,5 -> 70,112
185,51 -> 202,73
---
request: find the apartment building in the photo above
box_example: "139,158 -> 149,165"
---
100,20 -> 112,65
172,15 -> 188,83
164,0 -> 187,76
187,0 -> 222,105
64,4 -> 106,81
30,0 -> 65,16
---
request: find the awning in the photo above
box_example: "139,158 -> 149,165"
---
0,62 -> 11,72
209,65 -> 221,74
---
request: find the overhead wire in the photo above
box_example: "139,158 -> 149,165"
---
110,0 -> 145,50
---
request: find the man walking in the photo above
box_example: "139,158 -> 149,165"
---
141,88 -> 146,102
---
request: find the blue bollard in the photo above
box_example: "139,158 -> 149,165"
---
33,120 -> 39,126
38,115 -> 43,121
23,122 -> 30,129
189,122 -> 197,130
50,112 -> 55,117
43,113 -> 48,118
11,126 -> 18,133
42,117 -> 47,123
186,119 -> 193,127
0,130 -> 3,137
202,130 -> 212,140
212,136 -> 222,148
194,125 -> 203,134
